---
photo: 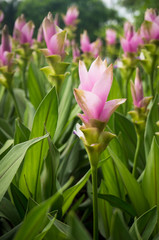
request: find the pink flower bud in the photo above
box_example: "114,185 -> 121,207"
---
0,25 -> 12,67
37,25 -> 44,43
80,30 -> 92,53
140,9 -> 159,42
91,38 -> 102,58
63,5 -> 79,27
42,12 -> 66,57
131,68 -> 151,109
106,29 -> 116,45
74,57 -> 126,127
121,22 -> 143,55
13,15 -> 35,45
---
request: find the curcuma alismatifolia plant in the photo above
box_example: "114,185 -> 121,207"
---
0,6 -> 159,240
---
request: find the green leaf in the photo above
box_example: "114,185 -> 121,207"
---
68,211 -> 92,240
144,95 -> 159,158
27,62 -> 46,109
109,147 -> 148,216
41,135 -> 60,199
142,137 -> 159,230
14,179 -> 72,240
98,180 -> 112,239
54,75 -> 73,142
10,183 -> 28,219
0,139 -> 13,157
130,206 -> 158,240
0,223 -> 21,240
0,118 -> 13,147
0,134 -> 48,202
114,112 -> 137,163
110,210 -> 133,240
19,87 -> 58,201
62,169 -> 91,215
0,197 -> 21,226
14,119 -> 30,145
98,194 -> 136,217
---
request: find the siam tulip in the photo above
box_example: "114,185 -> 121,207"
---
42,12 -> 66,57
130,68 -> 152,110
74,56 -> 126,240
13,14 -> 35,46
0,10 -> 4,23
72,40 -> 80,62
74,57 -> 126,129
121,22 -> 143,55
106,29 -> 116,45
63,5 -> 79,27
91,38 -> 102,58
37,25 -> 44,43
129,68 -> 152,177
140,9 -> 159,42
0,25 -> 12,68
80,30 -> 92,53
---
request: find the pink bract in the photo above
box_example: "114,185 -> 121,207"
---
74,57 -> 126,126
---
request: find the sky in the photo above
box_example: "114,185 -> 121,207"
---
101,0 -> 134,22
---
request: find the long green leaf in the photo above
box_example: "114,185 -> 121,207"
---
144,95 -> 159,158
142,137 -> 159,230
14,179 -> 72,240
27,62 -> 46,109
109,147 -> 148,216
19,87 -> 58,200
130,206 -> 157,240
0,134 -> 48,202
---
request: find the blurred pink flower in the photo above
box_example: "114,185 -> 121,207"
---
63,5 -> 79,27
74,57 -> 126,126
80,30 -> 92,53
106,29 -> 116,45
140,9 -> 159,42
131,68 -> 150,108
42,12 -> 66,57
13,14 -> 35,45
0,10 -> 4,23
72,40 -> 80,61
37,25 -> 44,43
91,38 -> 102,58
0,25 -> 12,67
145,8 -> 159,25
121,22 -> 143,55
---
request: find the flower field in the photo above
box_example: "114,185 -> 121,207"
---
0,6 -> 159,240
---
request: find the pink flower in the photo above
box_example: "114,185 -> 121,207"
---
0,10 -> 4,23
74,57 -> 126,127
80,30 -> 92,53
140,9 -> 159,42
37,25 -> 44,43
0,25 -> 12,67
121,22 -> 143,55
63,5 -> 79,27
42,12 -> 66,57
91,38 -> 102,58
131,68 -> 150,108
72,40 -> 80,61
13,14 -> 35,45
106,29 -> 116,45
145,9 -> 159,25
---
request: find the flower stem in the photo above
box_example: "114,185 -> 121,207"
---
9,88 -> 21,120
124,69 -> 134,115
91,165 -> 98,240
132,134 -> 141,178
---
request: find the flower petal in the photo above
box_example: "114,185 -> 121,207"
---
99,99 -> 126,122
78,60 -> 92,91
88,56 -> 107,86
48,30 -> 66,56
74,88 -> 103,120
92,63 -> 113,104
